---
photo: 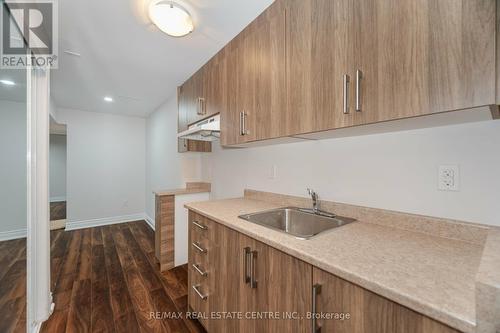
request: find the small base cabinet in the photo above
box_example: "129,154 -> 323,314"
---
187,210 -> 462,333
188,211 -> 311,332
312,268 -> 460,333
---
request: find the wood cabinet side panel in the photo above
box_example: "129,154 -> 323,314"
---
158,196 -> 174,271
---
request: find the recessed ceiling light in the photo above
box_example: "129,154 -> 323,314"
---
104,96 -> 113,102
149,1 -> 194,37
0,79 -> 15,86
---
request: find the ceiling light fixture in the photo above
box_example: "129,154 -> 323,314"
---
148,1 -> 194,37
104,96 -> 114,102
0,79 -> 15,86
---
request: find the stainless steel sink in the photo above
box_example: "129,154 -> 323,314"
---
238,207 -> 355,239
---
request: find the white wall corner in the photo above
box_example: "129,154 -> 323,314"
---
27,66 -> 52,333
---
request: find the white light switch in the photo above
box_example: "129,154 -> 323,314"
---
438,165 -> 460,191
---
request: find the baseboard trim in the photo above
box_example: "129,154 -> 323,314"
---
144,214 -> 155,231
49,196 -> 66,202
0,228 -> 27,241
65,213 -> 146,231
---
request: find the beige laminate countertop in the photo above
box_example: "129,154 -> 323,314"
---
185,197 -> 484,333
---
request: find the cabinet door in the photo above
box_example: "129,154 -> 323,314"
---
178,78 -> 211,153
221,40 -> 242,146
186,69 -> 205,125
286,0 -> 355,135
236,234 -> 269,333
312,267 -> 460,333
252,1 -> 286,141
352,0 -> 496,125
222,1 -> 286,145
208,223 -> 241,332
204,51 -> 227,118
267,245 -> 312,332
235,233 -> 312,333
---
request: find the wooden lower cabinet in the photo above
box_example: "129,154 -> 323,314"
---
204,225 -> 311,333
188,210 -> 461,333
312,268 -> 460,333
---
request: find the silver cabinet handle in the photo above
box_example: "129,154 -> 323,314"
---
312,284 -> 322,333
244,247 -> 251,284
192,221 -> 207,230
197,97 -> 206,115
239,112 -> 244,136
355,70 -> 362,112
192,242 -> 206,253
250,250 -> 257,289
242,111 -> 247,135
192,263 -> 207,277
192,285 -> 207,300
343,74 -> 350,114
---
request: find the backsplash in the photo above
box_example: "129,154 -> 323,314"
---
201,119 -> 500,227
243,189 -> 490,245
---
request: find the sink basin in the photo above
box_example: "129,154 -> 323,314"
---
238,207 -> 355,239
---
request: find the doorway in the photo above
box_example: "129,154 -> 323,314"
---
49,117 -> 67,230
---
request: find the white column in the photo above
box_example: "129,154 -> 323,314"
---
26,66 -> 52,333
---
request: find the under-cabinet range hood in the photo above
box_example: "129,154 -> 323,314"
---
177,113 -> 220,141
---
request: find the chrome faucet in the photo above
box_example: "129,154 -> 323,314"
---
307,188 -> 319,213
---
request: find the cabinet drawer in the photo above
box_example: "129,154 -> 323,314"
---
189,267 -> 210,328
190,235 -> 210,265
189,213 -> 212,241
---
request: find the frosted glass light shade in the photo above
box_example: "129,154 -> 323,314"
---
149,1 -> 194,37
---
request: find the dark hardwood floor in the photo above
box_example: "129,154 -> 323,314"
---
0,237 -> 26,332
42,221 -> 205,333
0,220 -> 205,333
50,201 -> 67,221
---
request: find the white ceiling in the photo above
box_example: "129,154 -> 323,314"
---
51,0 -> 274,117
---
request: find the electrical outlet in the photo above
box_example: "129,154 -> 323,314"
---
438,165 -> 460,191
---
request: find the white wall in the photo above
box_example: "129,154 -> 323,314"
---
49,134 -> 66,201
57,108 -> 146,223
201,119 -> 500,227
0,100 -> 26,236
145,96 -> 202,220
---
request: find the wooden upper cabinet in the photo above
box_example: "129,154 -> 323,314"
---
221,41 -> 243,146
185,0 -> 498,147
177,73 -> 211,153
352,0 -> 496,125
286,0 -> 356,135
185,69 -> 205,125
222,1 -> 287,145
203,51 -> 227,119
